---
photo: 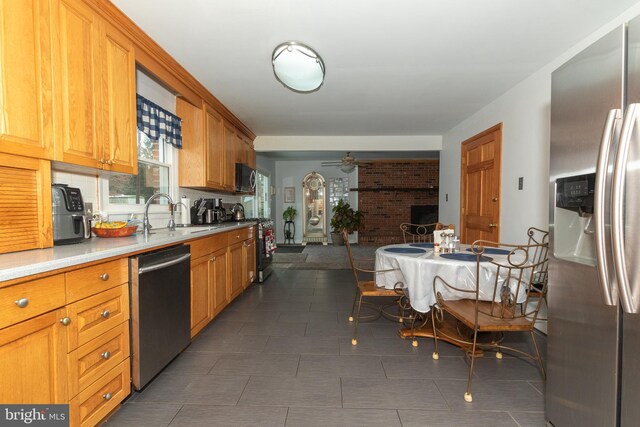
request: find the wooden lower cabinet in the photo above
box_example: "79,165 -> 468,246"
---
69,359 -> 130,427
228,241 -> 244,300
211,247 -> 229,316
190,254 -> 212,337
0,258 -> 131,426
0,308 -> 69,403
189,237 -> 229,337
243,238 -> 256,289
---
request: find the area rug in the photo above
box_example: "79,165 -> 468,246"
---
272,253 -> 308,263
271,244 -> 379,270
275,245 -> 306,254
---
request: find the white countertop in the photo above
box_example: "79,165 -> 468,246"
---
0,222 -> 256,283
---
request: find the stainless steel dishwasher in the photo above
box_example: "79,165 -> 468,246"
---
129,244 -> 191,390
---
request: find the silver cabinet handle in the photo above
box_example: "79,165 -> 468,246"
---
594,108 -> 621,306
60,317 -> 71,326
101,351 -> 111,360
612,103 -> 639,313
101,310 -> 110,319
14,298 -> 29,308
100,273 -> 110,281
103,392 -> 112,400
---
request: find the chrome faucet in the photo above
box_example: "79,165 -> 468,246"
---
143,193 -> 175,237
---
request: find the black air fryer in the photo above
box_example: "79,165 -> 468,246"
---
52,184 -> 86,245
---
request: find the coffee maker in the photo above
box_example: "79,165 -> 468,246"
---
52,184 -> 89,245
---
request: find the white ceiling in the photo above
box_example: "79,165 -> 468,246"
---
113,0 -> 638,139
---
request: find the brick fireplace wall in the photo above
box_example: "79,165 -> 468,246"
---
357,160 -> 439,245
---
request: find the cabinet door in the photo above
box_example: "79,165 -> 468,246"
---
223,121 -> 236,191
228,241 -> 244,300
53,0 -> 102,168
205,105 -> 224,188
101,23 -> 136,175
247,144 -> 256,169
235,132 -> 244,164
190,255 -> 212,337
0,0 -> 54,159
243,238 -> 256,289
211,247 -> 229,315
0,308 -> 68,403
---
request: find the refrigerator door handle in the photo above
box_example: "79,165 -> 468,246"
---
595,108 -> 621,306
612,103 -> 638,313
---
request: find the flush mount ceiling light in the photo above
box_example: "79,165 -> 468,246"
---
272,41 -> 325,93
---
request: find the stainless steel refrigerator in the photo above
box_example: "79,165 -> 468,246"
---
547,15 -> 640,427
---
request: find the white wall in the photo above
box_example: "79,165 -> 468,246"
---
255,135 -> 442,151
274,161 -> 357,244
439,2 -> 640,244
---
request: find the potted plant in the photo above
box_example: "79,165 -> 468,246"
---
330,199 -> 364,245
283,205 -> 297,222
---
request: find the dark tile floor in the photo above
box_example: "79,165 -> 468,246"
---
104,267 -> 547,427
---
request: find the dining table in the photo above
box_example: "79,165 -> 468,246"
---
374,242 -> 529,346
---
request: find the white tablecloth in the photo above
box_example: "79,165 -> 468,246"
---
375,244 -> 526,313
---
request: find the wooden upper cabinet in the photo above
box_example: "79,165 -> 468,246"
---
53,0 -> 101,168
205,105 -> 224,188
234,132 -> 244,164
0,0 -> 55,160
177,99 -> 227,190
223,121 -> 236,191
52,0 -> 136,173
101,23 -> 137,175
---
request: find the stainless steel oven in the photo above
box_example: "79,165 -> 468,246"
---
256,219 -> 275,282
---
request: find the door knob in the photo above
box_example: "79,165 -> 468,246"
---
488,223 -> 498,228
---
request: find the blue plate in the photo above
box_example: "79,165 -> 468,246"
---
384,247 -> 426,254
440,253 -> 493,262
466,247 -> 511,255
409,243 -> 434,248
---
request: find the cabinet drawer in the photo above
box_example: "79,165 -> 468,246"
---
70,359 -> 130,427
67,284 -> 129,350
66,259 -> 128,303
0,275 -> 65,329
68,322 -> 130,399
189,233 -> 227,260
227,226 -> 254,245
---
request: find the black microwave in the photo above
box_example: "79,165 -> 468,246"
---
235,163 -> 256,193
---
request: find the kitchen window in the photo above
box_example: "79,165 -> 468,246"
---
103,130 -> 177,211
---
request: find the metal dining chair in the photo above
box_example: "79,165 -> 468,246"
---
342,230 -> 410,345
430,239 -> 549,402
523,227 -> 549,319
400,222 -> 454,243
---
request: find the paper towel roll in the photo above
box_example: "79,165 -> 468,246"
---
180,196 -> 191,225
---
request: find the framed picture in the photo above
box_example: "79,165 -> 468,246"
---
284,187 -> 295,203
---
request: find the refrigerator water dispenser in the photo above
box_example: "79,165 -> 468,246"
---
554,173 -> 596,265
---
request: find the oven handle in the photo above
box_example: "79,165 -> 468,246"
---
138,253 -> 191,275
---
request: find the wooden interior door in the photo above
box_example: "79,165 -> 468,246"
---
460,123 -> 502,244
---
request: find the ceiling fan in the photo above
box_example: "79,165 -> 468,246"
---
321,152 -> 362,173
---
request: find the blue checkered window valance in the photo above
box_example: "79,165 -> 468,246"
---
136,94 -> 182,149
